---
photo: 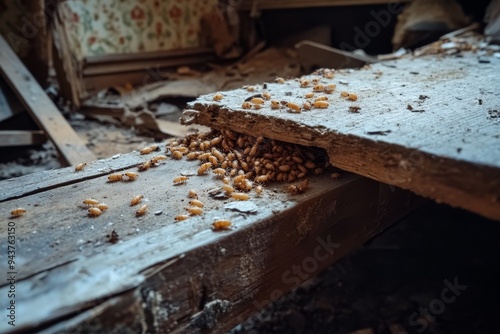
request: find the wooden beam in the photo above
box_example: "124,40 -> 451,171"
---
0,150 -> 422,333
238,0 -> 409,10
0,151 -> 149,202
181,51 -> 500,220
0,130 -> 46,146
0,35 -> 96,166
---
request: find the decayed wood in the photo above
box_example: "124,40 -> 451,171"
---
0,130 -> 46,146
0,150 -> 421,333
181,51 -> 500,220
0,35 -> 96,166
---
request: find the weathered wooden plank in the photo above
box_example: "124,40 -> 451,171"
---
0,130 -> 46,146
0,151 -> 151,202
0,152 -> 421,332
0,35 -> 96,165
181,51 -> 500,220
0,77 -> 23,123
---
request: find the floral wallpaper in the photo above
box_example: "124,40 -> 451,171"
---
62,0 -> 217,59
0,0 -> 32,58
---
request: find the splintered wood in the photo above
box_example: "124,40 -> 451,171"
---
0,132 -> 421,333
182,51 -> 500,220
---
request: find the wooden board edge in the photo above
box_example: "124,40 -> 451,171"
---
181,105 -> 500,221
4,177 -> 423,333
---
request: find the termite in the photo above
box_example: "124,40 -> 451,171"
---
212,219 -> 232,231
287,102 -> 301,113
75,162 -> 87,172
189,199 -> 204,208
231,192 -> 250,201
97,203 -> 109,211
138,160 -> 152,171
123,171 -> 139,181
10,208 -> 26,217
108,173 -> 123,182
172,151 -> 183,160
188,189 -> 198,198
83,198 -> 100,206
151,155 -> 167,164
136,204 -> 148,217
186,207 -> 203,215
198,162 -> 212,175
140,145 -> 159,155
251,97 -> 265,105
242,101 -> 252,109
88,207 -> 102,217
213,92 -> 223,101
213,168 -> 226,178
130,195 -> 143,206
173,176 -> 189,185
313,101 -> 329,109
175,214 -> 190,221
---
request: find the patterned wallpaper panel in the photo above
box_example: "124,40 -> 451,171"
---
62,0 -> 217,59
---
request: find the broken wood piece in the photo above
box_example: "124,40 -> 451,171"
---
181,48 -> 500,220
0,149 -> 422,333
0,130 -> 46,147
295,40 -> 378,71
80,102 -> 189,138
0,35 -> 96,166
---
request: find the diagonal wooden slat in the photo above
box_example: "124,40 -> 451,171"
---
0,35 -> 96,165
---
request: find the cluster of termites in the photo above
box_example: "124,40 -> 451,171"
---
83,198 -> 109,217
129,194 -> 148,217
174,190 -> 205,221
235,74 -> 346,113
287,179 -> 310,195
167,129 -> 328,185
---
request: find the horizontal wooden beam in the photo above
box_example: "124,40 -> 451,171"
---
0,130 -> 46,146
181,50 -> 500,220
0,35 -> 96,166
0,150 -> 422,333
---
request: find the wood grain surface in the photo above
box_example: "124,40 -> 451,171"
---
182,51 -> 500,220
0,149 -> 421,333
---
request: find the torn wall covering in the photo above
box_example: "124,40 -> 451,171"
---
61,0 -> 218,60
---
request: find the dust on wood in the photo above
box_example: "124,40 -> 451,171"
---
182,51 -> 500,220
0,149 -> 421,333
